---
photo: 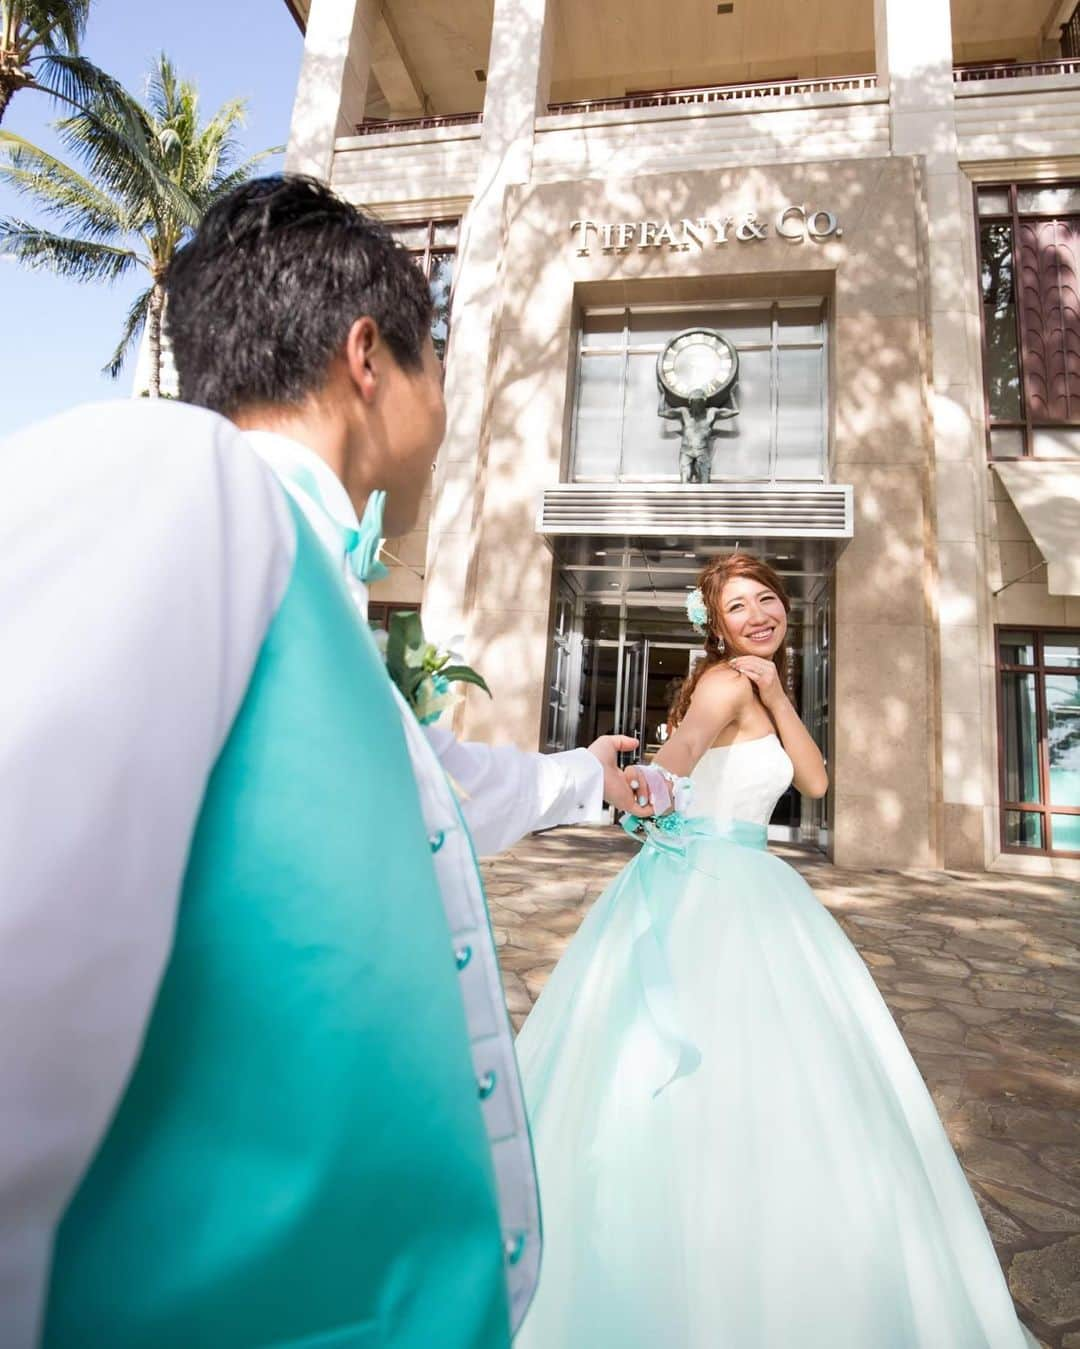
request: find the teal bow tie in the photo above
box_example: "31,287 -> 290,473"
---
345,489 -> 389,584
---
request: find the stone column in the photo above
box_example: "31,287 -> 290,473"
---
285,0 -> 378,181
875,0 -> 995,869
422,0 -> 554,668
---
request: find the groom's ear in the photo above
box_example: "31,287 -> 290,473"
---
343,317 -> 380,406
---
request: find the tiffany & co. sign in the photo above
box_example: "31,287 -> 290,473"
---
570,205 -> 843,255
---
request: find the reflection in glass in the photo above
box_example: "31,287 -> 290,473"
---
977,189 -> 1011,216
1017,185 -> 1080,215
980,223 -> 1022,421
990,427 -> 1026,458
722,347 -> 772,479
428,254 -> 454,361
1050,813 -> 1080,852
776,346 -> 825,478
581,311 -> 626,347
1004,810 -> 1043,848
623,352 -> 676,477
394,223 -> 431,249
1045,634 -> 1080,668
1032,427 -> 1080,459
999,630 -> 1035,665
574,355 -> 624,477
571,302 -> 825,481
1001,671 -> 1041,803
778,305 -> 826,343
1047,674 -> 1080,807
628,307 -> 770,346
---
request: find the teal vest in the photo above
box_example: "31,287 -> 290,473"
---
43,505 -> 509,1347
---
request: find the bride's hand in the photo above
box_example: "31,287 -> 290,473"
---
729,655 -> 786,711
587,737 -> 654,817
622,762 -> 654,814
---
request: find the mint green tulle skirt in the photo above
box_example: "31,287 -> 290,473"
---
514,820 -> 1034,1349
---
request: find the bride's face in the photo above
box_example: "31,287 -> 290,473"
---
717,575 -> 787,659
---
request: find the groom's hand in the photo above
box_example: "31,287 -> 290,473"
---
587,736 -> 654,817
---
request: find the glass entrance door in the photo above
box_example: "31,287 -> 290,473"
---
550,540 -> 835,849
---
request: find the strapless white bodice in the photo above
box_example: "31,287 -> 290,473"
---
688,734 -> 794,827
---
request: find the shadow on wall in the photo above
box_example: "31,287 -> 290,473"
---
450,69 -> 952,861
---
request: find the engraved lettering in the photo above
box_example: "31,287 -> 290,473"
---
679,218 -> 711,249
569,219 -> 597,255
735,212 -> 768,241
775,203 -> 807,242
808,209 -> 840,240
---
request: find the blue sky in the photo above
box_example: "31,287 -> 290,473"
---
0,1 -> 303,435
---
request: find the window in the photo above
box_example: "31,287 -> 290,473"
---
978,185 -> 1080,459
996,627 -> 1080,856
1063,4 -> 1080,60
570,300 -> 828,482
393,219 -> 459,361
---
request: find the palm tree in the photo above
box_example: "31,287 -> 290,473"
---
0,54 -> 278,394
0,1 -> 121,126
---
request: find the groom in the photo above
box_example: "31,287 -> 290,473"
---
0,178 -> 639,1348
164,174 -> 651,1338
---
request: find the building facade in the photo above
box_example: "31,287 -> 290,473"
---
282,0 -> 1080,876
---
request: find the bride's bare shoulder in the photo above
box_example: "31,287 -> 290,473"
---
691,662 -> 750,712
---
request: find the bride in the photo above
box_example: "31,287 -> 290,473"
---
514,553 -> 1035,1348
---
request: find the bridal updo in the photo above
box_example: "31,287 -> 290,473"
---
668,552 -> 792,729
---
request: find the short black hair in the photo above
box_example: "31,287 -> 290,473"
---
166,175 -> 434,416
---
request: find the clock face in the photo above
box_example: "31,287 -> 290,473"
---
657,329 -> 738,401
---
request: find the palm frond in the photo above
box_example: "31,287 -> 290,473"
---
30,51 -> 125,111
0,216 -> 137,280
10,0 -> 88,56
56,101 -> 201,232
204,145 -> 282,202
102,282 -> 151,377
25,0 -> 89,54
0,129 -> 127,239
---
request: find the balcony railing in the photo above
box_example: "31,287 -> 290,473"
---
547,73 -> 878,116
353,111 -> 482,137
954,58 -> 1080,82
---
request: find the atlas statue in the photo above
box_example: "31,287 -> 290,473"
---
656,328 -> 740,484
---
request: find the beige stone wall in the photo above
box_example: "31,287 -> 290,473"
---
452,154 -> 941,871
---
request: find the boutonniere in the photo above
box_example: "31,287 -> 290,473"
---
382,610 -> 491,726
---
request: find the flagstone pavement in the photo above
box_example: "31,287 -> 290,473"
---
480,828 -> 1080,1349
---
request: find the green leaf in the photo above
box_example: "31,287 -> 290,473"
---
439,665 -> 492,697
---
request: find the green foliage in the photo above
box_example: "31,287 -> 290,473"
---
0,3 -> 135,126
0,51 -> 280,382
383,610 -> 491,727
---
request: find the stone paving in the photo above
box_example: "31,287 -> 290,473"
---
481,828 -> 1080,1348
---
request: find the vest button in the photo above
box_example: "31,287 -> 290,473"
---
428,829 -> 446,854
504,1232 -> 526,1266
455,944 -> 472,971
477,1070 -> 497,1100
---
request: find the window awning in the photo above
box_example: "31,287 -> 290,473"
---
993,461 -> 1080,596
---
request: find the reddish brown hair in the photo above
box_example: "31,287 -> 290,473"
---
669,552 -> 791,728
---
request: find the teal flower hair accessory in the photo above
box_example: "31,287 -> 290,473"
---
685,587 -> 708,633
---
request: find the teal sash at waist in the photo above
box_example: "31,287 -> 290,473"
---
620,813 -> 768,1098
622,811 -> 768,858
